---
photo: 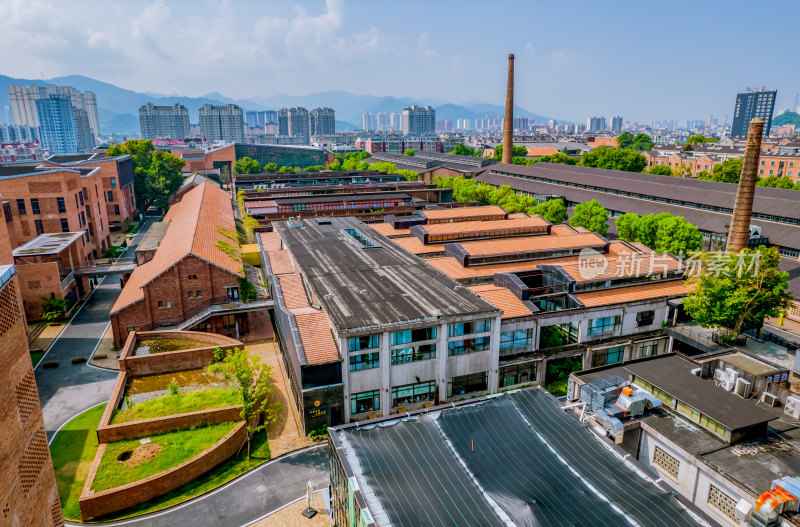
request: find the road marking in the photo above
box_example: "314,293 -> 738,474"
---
48,401 -> 107,446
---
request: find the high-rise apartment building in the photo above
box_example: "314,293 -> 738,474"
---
376,112 -> 390,131
390,112 -> 400,131
0,124 -> 40,144
198,104 -> 245,142
245,110 -> 278,129
362,112 -> 376,131
610,115 -> 623,132
138,103 -> 190,139
310,107 -> 335,135
35,95 -> 79,154
586,116 -> 607,132
0,211 -> 64,526
513,116 -> 529,131
277,107 -> 310,140
9,84 -> 99,138
402,105 -> 436,135
731,88 -> 776,137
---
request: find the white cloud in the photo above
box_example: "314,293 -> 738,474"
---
416,32 -> 435,56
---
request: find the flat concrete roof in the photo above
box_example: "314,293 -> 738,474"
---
13,232 -> 85,257
135,222 -> 170,254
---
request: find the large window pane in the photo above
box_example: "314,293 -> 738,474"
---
348,334 -> 379,352
448,337 -> 490,356
349,352 -> 379,372
500,329 -> 532,350
448,372 -> 488,397
449,319 -> 492,337
351,390 -> 380,415
391,380 -> 436,407
391,326 -> 436,346
588,316 -> 621,335
500,362 -> 538,387
391,343 -> 436,365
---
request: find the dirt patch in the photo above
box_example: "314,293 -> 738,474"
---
28,323 -> 66,355
122,442 -> 163,468
91,325 -> 120,370
58,460 -> 92,482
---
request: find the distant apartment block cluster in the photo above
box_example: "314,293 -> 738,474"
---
362,105 -> 435,135
8,84 -> 100,153
277,106 -> 335,140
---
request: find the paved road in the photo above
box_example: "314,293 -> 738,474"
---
65,445 -> 330,527
38,218 -> 156,439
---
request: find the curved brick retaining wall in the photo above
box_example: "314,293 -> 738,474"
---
119,330 -> 242,376
97,404 -> 243,443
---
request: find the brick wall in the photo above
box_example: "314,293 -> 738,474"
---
118,330 -> 242,376
97,405 -> 243,443
16,262 -> 63,321
0,273 -> 64,526
79,422 -> 246,520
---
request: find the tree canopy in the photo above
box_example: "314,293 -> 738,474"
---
569,199 -> 609,235
696,158 -> 742,183
527,199 -> 568,224
683,246 -> 792,336
539,152 -> 577,165
493,144 -> 529,160
451,143 -> 480,156
578,146 -> 647,173
644,165 -> 675,176
403,149 -> 415,156
614,212 -> 702,255
107,139 -> 185,212
616,132 -> 654,151
233,156 -> 261,175
685,134 -> 718,146
262,162 -> 278,173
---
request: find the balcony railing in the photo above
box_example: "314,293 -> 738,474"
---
60,271 -> 75,291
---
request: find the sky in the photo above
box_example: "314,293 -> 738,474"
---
2,0 -> 799,122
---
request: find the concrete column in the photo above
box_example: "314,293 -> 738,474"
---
340,336 -> 351,422
488,315 -> 501,393
438,322 -> 448,402
381,331 -> 391,416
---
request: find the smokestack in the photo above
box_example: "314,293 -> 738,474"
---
502,53 -> 515,164
726,117 -> 764,253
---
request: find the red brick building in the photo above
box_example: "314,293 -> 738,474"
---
110,181 -> 248,346
0,204 -> 64,526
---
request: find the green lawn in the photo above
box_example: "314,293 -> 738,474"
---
50,404 -> 106,521
111,388 -> 240,424
544,379 -> 569,397
30,350 -> 45,367
91,421 -> 237,492
136,338 -> 217,353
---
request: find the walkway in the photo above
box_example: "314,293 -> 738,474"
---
37,218 -> 156,439
65,445 -> 330,527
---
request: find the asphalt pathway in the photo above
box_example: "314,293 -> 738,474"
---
65,445 -> 330,527
37,218 -> 156,439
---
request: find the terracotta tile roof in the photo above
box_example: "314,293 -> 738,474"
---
457,232 -> 607,257
550,224 -> 578,235
369,223 -> 410,238
417,216 -> 549,236
267,250 -> 294,275
294,310 -> 340,365
507,212 -> 529,219
277,274 -> 310,310
392,236 -> 441,255
111,182 -> 240,314
421,205 -> 507,221
558,249 -> 682,282
245,199 -> 277,209
574,280 -> 690,307
259,232 -> 281,252
426,256 -> 546,280
468,285 -> 533,319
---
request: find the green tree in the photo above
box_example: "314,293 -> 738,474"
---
653,214 -> 703,254
614,213 -> 640,242
683,247 -> 792,337
107,139 -> 165,211
493,144 -> 529,161
403,149 -> 415,156
617,132 -> 654,151
277,166 -> 295,173
539,152 -> 577,165
398,169 -> 418,181
147,150 -> 185,211
452,177 -> 478,202
645,165 -> 675,176
512,156 -> 536,166
685,134 -> 718,146
569,199 -> 609,235
41,294 -> 67,322
210,347 -> 281,458
528,199 -> 568,224
757,175 -> 796,189
262,162 -> 278,173
578,146 -> 647,172
451,143 -> 476,156
233,156 -> 261,175
697,158 -> 742,183
473,183 -> 495,205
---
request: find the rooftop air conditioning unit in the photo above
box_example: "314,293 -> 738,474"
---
714,368 -> 725,385
761,392 -> 779,407
691,367 -> 702,377
722,378 -> 735,392
735,378 -> 752,399
785,395 -> 800,419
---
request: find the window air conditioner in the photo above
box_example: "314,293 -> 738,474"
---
761,392 -> 779,407
785,395 -> 800,419
734,378 -> 751,399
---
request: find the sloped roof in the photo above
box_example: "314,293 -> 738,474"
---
468,284 -> 533,319
111,182 -> 241,313
574,280 -> 690,307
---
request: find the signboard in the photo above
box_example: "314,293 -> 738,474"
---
308,406 -> 328,418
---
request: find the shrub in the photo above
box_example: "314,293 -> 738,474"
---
93,353 -> 107,360
42,360 -> 60,368
168,381 -> 180,395
71,356 -> 87,364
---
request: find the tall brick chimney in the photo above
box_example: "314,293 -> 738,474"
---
726,117 -> 764,253
502,53 -> 515,164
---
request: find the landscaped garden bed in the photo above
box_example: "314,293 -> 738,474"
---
111,388 -> 239,424
90,421 -> 238,492
135,337 -> 222,355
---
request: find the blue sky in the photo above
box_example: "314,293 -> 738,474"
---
2,0 -> 798,122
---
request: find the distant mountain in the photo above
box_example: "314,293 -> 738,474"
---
773,111 -> 800,128
0,74 -> 556,135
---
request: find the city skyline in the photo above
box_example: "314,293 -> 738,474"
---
2,0 -> 799,123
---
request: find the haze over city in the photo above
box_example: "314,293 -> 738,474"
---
3,0 -> 800,122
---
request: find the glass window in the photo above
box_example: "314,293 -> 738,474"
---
349,352 -> 379,372
447,372 -> 488,397
222,314 -> 236,330
636,310 -> 655,327
449,319 -> 492,337
114,205 -> 120,215
500,329 -> 532,350
591,346 -> 624,367
107,191 -> 114,202
391,326 -> 436,346
16,199 -> 26,215
639,340 -> 658,358
110,177 -> 117,188
34,219 -> 44,235
351,390 -> 380,415
30,198 -> 40,215
56,197 -> 66,213
391,343 -> 436,365
448,337 -> 491,356
587,316 -> 621,335
348,334 -> 379,352
392,380 -> 436,407
60,218 -> 69,232
500,362 -> 538,387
